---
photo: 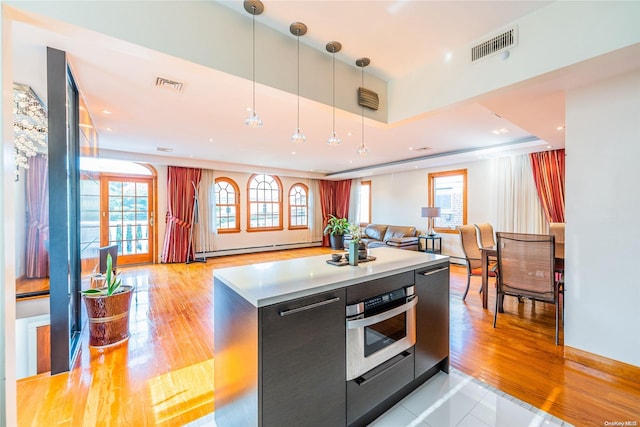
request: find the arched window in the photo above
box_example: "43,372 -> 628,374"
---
288,183 -> 309,229
215,177 -> 240,233
247,174 -> 283,231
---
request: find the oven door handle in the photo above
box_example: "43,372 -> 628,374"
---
346,296 -> 417,329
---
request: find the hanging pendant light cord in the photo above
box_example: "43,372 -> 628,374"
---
361,66 -> 365,146
332,48 -> 336,133
297,29 -> 301,129
252,6 -> 256,113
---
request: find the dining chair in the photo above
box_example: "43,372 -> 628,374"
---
549,222 -> 565,262
99,244 -> 118,275
457,225 -> 497,301
474,223 -> 496,249
494,232 -> 563,345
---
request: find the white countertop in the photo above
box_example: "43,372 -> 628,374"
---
214,247 -> 449,307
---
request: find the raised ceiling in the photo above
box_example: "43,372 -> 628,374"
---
8,1 -> 639,179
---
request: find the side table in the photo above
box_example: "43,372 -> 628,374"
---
419,235 -> 441,254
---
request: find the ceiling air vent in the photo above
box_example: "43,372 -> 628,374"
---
155,77 -> 184,92
471,26 -> 518,62
358,87 -> 379,111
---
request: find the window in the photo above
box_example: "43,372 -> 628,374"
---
247,174 -> 283,231
215,177 -> 240,233
358,180 -> 371,224
428,169 -> 467,233
288,183 -> 308,229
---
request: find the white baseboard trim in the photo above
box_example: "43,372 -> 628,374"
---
196,241 -> 323,258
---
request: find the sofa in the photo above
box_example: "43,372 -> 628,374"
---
345,223 -> 420,251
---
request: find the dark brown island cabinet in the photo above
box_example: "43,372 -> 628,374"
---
213,248 -> 449,427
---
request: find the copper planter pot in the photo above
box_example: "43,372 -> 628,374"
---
82,285 -> 134,347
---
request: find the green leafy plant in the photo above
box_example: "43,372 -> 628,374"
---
347,222 -> 362,243
323,215 -> 350,236
82,253 -> 122,296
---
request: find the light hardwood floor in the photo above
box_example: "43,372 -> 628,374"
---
16,248 -> 640,426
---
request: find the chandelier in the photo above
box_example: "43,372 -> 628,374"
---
13,83 -> 47,179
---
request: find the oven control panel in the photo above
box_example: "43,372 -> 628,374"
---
363,288 -> 406,312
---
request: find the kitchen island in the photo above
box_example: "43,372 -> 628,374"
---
214,247 -> 449,427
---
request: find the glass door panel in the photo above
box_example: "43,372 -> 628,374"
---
101,176 -> 154,265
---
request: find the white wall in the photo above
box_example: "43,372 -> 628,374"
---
565,71 -> 640,367
1,4 -> 18,424
369,160 -> 494,262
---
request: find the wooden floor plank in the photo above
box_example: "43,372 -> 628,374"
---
16,248 -> 640,426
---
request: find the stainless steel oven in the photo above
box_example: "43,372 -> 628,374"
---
346,285 -> 417,381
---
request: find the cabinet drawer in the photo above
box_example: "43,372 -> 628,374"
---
346,348 -> 414,426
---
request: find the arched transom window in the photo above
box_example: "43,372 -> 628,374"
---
247,174 -> 283,231
289,183 -> 308,229
215,177 -> 240,233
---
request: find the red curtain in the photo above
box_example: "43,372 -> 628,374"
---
530,149 -> 565,223
319,179 -> 352,246
161,166 -> 202,263
25,154 -> 49,278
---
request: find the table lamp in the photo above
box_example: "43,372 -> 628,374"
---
421,207 -> 441,236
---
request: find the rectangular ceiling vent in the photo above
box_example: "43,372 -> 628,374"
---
358,87 -> 379,111
155,77 -> 184,92
471,26 -> 518,62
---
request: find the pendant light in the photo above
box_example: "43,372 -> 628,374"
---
356,57 -> 370,156
290,22 -> 308,143
326,41 -> 342,146
244,0 -> 264,128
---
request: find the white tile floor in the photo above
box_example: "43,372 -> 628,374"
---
186,368 -> 572,427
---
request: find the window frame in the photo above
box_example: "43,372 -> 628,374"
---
246,173 -> 283,232
358,180 -> 372,225
215,177 -> 240,234
288,183 -> 309,230
428,169 -> 467,234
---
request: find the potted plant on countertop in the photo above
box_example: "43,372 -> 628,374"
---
81,253 -> 134,347
323,214 -> 350,250
347,222 -> 367,265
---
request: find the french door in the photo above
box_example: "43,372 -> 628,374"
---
100,175 -> 155,265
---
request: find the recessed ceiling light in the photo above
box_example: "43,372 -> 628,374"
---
291,151 -> 296,155
444,52 -> 453,62
492,128 -> 510,134
347,132 -> 352,137
156,147 -> 173,152
102,109 -> 112,115
209,138 -> 213,142
106,127 -> 112,132
556,125 -> 565,131
547,145 -> 552,149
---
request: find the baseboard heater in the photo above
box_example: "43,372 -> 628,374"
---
195,241 -> 323,259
